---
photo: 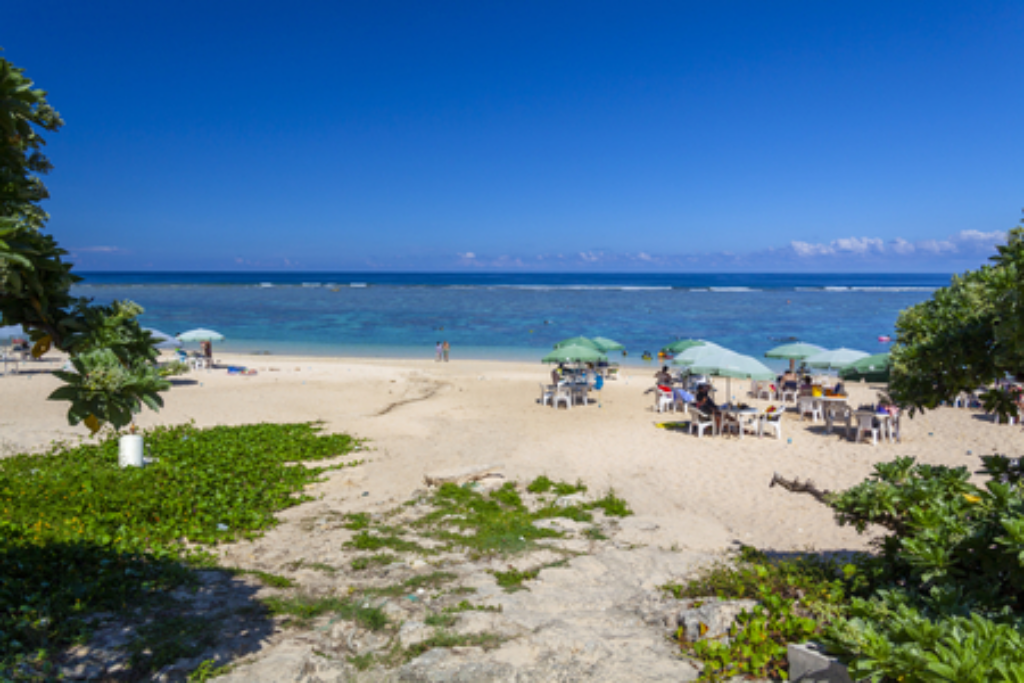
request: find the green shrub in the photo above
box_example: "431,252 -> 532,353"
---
830,456 -> 1024,615
665,547 -> 846,682
825,592 -> 1024,682
817,455 -> 1024,681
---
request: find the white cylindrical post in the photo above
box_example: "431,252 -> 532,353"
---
119,434 -> 145,468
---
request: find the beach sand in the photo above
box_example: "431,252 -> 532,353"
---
3,352 -> 1022,555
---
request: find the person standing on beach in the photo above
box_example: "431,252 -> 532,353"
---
435,341 -> 442,362
443,340 -> 450,362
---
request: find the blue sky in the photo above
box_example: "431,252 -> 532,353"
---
6,1 -> 1023,272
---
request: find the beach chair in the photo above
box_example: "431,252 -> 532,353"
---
797,397 -> 823,423
825,404 -> 853,438
656,387 -> 676,413
690,411 -> 718,438
854,412 -> 881,446
539,383 -> 554,407
755,381 -> 776,401
748,380 -> 760,399
553,385 -> 572,410
759,411 -> 783,439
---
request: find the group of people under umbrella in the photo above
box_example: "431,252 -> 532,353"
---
539,334 -> 892,419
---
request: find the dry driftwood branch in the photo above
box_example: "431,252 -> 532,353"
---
424,464 -> 504,487
769,471 -> 833,506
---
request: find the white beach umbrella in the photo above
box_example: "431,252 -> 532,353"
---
177,328 -> 225,342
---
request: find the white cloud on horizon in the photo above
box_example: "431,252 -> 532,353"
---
789,229 -> 1006,260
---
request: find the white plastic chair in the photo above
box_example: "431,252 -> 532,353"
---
756,382 -> 776,401
539,383 -> 554,407
855,412 -> 880,446
690,411 -> 718,438
574,383 -> 590,406
748,380 -> 760,399
553,385 -> 572,410
656,387 -> 676,413
759,412 -> 783,439
825,404 -> 852,438
797,397 -> 823,422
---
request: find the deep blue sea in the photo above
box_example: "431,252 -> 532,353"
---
74,272 -> 950,368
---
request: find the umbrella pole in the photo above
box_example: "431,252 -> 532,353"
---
789,358 -> 795,371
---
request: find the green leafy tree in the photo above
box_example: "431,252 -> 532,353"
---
0,55 -> 169,432
889,218 -> 1024,420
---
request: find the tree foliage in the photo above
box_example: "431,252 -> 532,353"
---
0,55 -> 168,431
889,219 -> 1024,419
821,456 -> 1024,681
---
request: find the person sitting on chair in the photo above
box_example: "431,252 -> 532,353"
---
551,363 -> 565,386
694,384 -> 722,429
780,369 -> 799,392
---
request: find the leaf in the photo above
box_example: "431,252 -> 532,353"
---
83,414 -> 102,434
31,334 -> 51,358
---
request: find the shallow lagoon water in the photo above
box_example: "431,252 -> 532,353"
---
74,272 -> 948,369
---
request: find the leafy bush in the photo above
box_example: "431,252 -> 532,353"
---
0,422 -> 362,673
818,455 -> 1024,681
889,221 -> 1024,420
828,456 -> 1024,616
826,592 -> 1024,682
665,547 -> 847,682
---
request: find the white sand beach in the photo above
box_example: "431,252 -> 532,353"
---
3,352 -> 1021,554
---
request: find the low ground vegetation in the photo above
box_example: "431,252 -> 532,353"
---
0,428 -> 630,679
0,422 -> 362,679
668,455 -> 1024,682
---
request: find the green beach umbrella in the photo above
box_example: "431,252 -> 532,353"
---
679,346 -> 774,402
542,344 -> 607,364
804,348 -> 870,370
591,336 -> 625,352
765,342 -> 825,370
672,341 -> 726,367
687,351 -> 775,381
839,352 -> 891,383
661,339 -> 708,355
553,336 -> 601,351
177,328 -> 225,342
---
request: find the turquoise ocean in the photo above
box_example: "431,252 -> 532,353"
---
74,272 -> 949,369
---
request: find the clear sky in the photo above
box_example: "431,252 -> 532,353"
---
5,1 -> 1022,272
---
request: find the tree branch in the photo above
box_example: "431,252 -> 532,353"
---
769,471 -> 834,506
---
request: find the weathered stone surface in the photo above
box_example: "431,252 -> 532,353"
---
553,493 -> 587,508
675,599 -> 759,642
788,642 -> 859,683
398,620 -> 432,647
